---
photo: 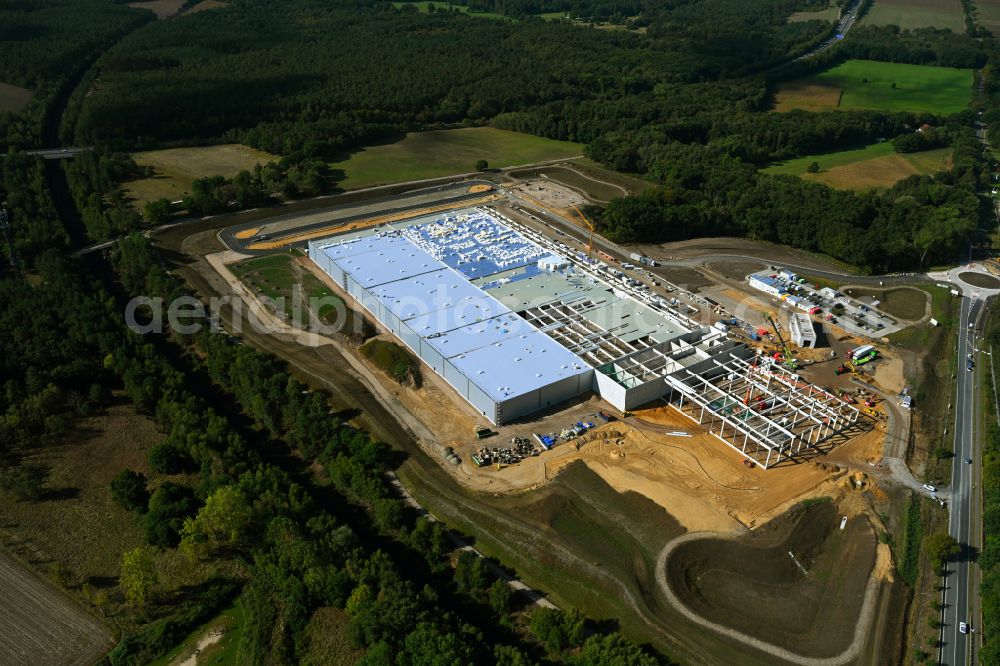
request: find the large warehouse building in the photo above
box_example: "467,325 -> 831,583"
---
307,207 -> 861,467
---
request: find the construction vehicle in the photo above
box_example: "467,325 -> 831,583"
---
763,312 -> 798,370
573,206 -> 596,260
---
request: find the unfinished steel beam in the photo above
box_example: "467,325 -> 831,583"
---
665,349 -> 863,468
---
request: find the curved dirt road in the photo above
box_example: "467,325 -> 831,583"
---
655,530 -> 883,666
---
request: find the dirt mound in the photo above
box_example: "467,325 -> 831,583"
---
665,500 -> 877,658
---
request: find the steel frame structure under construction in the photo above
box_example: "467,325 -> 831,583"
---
665,350 -> 862,468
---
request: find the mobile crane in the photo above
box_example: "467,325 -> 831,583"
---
763,312 -> 798,371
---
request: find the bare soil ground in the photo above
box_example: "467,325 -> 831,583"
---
0,81 -> 33,113
508,165 -> 628,202
509,179 -> 587,213
666,501 -> 879,658
705,260 -> 768,281
0,553 -> 112,666
127,0 -> 186,18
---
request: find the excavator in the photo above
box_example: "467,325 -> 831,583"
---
763,312 -> 798,371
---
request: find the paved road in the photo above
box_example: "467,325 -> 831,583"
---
794,0 -> 864,61
940,296 -> 984,665
1,147 -> 92,160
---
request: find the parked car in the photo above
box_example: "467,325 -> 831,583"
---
923,483 -> 937,493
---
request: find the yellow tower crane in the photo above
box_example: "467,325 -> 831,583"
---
573,206 -> 596,259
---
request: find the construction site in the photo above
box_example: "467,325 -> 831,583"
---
302,204 -> 871,471
201,170 -> 926,665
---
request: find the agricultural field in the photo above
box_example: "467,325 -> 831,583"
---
763,141 -> 952,190
788,2 -> 839,22
329,127 -> 582,190
390,2 -> 505,20
0,81 -> 32,113
123,143 -> 279,208
0,554 -> 112,666
861,0 -> 966,32
975,0 -> 1000,37
773,60 -> 973,114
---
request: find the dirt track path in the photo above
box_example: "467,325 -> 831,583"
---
655,531 -> 883,666
0,553 -> 112,666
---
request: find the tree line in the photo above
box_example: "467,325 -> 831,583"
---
596,127 -> 984,272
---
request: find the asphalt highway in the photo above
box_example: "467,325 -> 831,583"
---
221,180 -> 494,254
941,295 -> 984,666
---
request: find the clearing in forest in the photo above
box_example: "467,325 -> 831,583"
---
390,2 -> 506,19
0,81 -> 32,113
123,144 -> 279,208
788,1 -> 840,22
763,142 -> 952,190
773,60 -> 973,114
861,0 -> 966,32
329,127 -> 583,190
127,0 -> 187,19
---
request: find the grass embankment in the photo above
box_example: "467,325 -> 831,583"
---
397,460 -> 766,665
231,253 -> 349,330
329,127 -> 582,190
359,339 -> 422,387
889,285 -> 958,484
773,60 -> 974,114
763,142 -> 952,191
149,598 -> 246,666
124,144 -> 280,208
861,0 -> 966,32
843,286 -> 929,320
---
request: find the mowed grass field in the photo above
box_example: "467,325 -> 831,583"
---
0,81 -> 33,113
764,141 -> 952,190
862,0 -> 966,31
789,2 -> 839,22
975,0 -> 1000,36
773,60 -> 973,114
329,127 -> 583,190
124,143 -> 279,208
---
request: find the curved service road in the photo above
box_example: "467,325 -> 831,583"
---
656,531 -> 884,666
